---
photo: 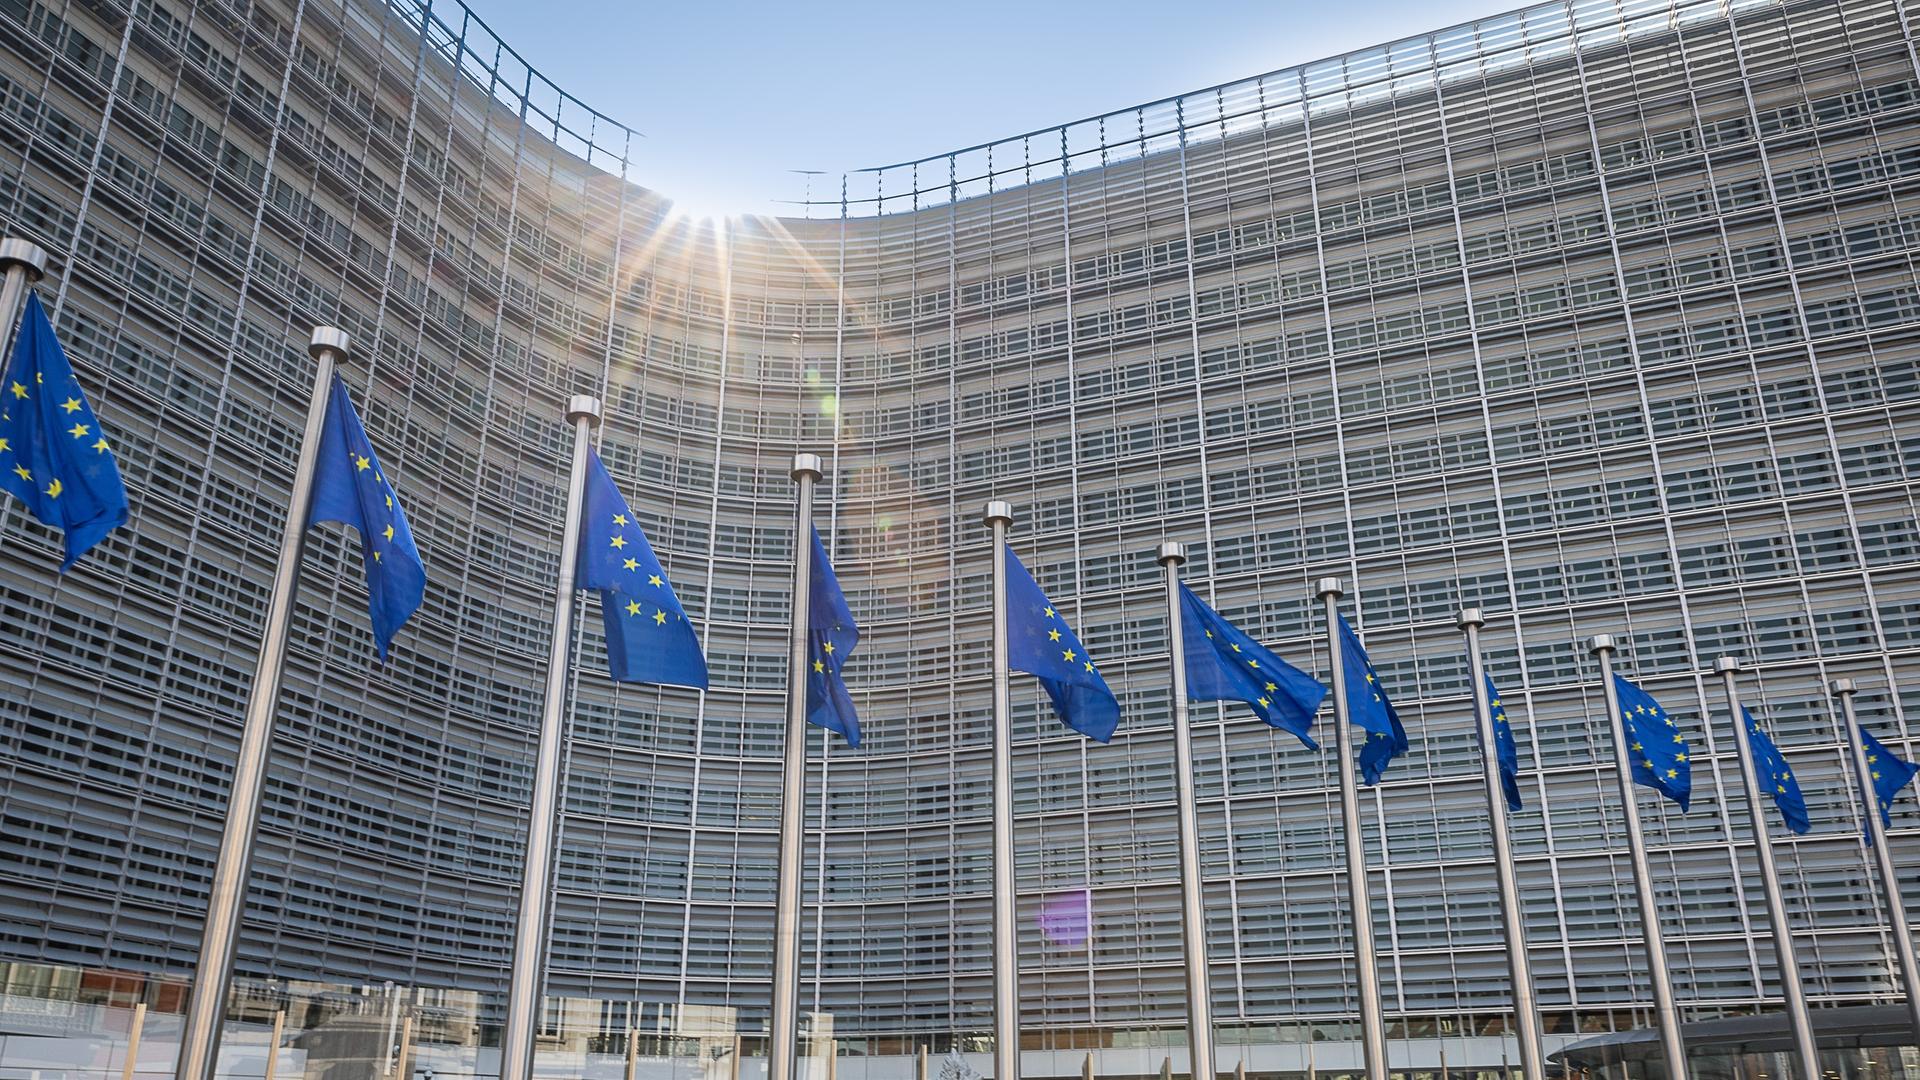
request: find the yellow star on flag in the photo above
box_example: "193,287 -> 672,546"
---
353,454 -> 371,471
60,396 -> 80,413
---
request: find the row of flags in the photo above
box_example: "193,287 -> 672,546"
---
10,292 -> 1920,1080
5,281 -> 1897,833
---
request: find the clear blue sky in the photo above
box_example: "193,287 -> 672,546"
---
464,0 -> 1515,218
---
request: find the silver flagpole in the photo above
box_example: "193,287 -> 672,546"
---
174,328 -> 348,1080
1158,542 -> 1216,1080
1457,610 -> 1545,1080
499,394 -> 602,1080
1315,578 -> 1386,1080
0,238 -> 48,364
1715,658 -> 1819,1079
986,500 -> 1020,1080
771,453 -> 822,1080
1834,677 -> 1920,1039
1588,635 -> 1688,1080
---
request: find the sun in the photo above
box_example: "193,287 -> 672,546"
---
660,192 -> 737,227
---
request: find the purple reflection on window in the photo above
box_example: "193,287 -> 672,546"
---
1037,888 -> 1091,947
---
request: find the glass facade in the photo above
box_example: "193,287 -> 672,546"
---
2,0 -> 1920,1069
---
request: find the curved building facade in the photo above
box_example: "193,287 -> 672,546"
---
3,0 -> 1920,1068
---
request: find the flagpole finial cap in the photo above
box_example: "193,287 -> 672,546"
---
1157,541 -> 1187,567
1314,577 -> 1342,600
1713,656 -> 1740,674
309,326 -> 351,360
566,395 -> 602,427
1587,634 -> 1616,654
0,238 -> 48,281
984,500 -> 1013,527
1832,677 -> 1858,697
791,452 -> 823,481
1457,607 -> 1484,629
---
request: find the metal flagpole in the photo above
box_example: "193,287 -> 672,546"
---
1834,677 -> 1920,1039
499,394 -> 602,1080
1315,578 -> 1387,1080
0,238 -> 47,364
174,328 -> 348,1080
771,453 -> 822,1080
1589,635 -> 1688,1080
1457,610 -> 1546,1080
1715,658 -> 1821,1078
1158,542 -> 1216,1080
986,500 -> 1020,1080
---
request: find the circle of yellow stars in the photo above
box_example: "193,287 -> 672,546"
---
608,512 -> 674,626
1625,701 -> 1686,781
0,382 -> 110,501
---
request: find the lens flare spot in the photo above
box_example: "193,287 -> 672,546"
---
1038,889 -> 1091,948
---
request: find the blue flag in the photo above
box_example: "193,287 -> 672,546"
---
1178,583 -> 1324,748
1861,726 -> 1918,836
1006,545 -> 1119,742
308,373 -> 425,659
1337,616 -> 1408,784
805,528 -> 861,746
0,293 -> 128,569
1484,676 -> 1523,812
1742,707 -> 1809,835
575,449 -> 707,690
1611,674 -> 1691,811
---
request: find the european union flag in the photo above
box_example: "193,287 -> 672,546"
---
307,373 -> 424,659
575,449 -> 707,690
1337,616 -> 1408,784
1484,676 -> 1523,812
1611,674 -> 1690,811
0,293 -> 127,569
804,528 -> 860,746
1742,707 -> 1809,835
1178,583 -> 1324,748
1005,545 -> 1119,742
1860,726 -> 1918,836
